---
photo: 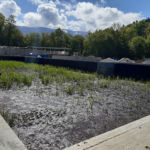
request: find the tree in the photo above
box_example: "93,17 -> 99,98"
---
11,28 -> 25,46
146,35 -> 150,57
129,36 -> 147,59
144,24 -> 150,37
83,30 -> 117,58
64,33 -> 72,48
123,26 -> 137,41
112,23 -> 122,31
0,13 -> 5,45
71,35 -> 84,55
54,28 -> 65,47
44,28 -> 72,48
134,20 -> 147,37
5,15 -> 16,46
41,32 -> 51,47
24,33 -> 41,47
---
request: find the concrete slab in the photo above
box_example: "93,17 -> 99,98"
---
64,115 -> 150,150
0,115 -> 27,150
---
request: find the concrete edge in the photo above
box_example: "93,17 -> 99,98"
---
64,115 -> 150,150
0,115 -> 28,150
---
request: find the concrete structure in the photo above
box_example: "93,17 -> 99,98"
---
52,55 -> 102,62
64,115 -> 150,150
0,115 -> 27,150
0,46 -> 69,56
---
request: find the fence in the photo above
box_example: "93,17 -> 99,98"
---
0,46 -> 69,56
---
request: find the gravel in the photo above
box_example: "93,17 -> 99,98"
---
0,80 -> 150,150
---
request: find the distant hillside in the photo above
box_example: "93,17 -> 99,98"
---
17,26 -> 87,36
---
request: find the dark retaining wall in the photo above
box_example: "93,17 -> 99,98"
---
0,56 -> 97,72
1,56 -> 150,80
0,55 -> 25,62
114,63 -> 150,80
97,62 -> 150,80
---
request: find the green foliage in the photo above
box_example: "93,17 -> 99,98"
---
146,35 -> 150,57
5,15 -> 23,46
71,35 -> 84,55
0,14 -> 25,46
25,33 -> 41,47
84,28 -> 118,57
0,72 -> 32,88
39,74 -> 54,85
98,79 -> 111,88
83,19 -> 150,58
88,95 -> 95,110
65,85 -> 75,95
0,13 -> 5,45
0,60 -> 97,88
0,61 -> 34,88
77,85 -> 84,96
129,36 -> 147,59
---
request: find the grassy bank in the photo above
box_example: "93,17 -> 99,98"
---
0,60 -> 149,94
0,60 -> 97,88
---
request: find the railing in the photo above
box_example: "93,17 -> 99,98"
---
0,46 -> 70,56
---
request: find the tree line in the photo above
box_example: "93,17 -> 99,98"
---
0,12 -> 150,59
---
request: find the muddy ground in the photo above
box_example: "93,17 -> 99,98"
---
0,80 -> 150,150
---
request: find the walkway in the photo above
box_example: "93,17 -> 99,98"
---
64,115 -> 150,150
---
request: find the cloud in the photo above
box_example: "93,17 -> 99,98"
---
37,2 -> 59,25
101,0 -> 106,4
24,12 -> 43,26
16,1 -> 141,32
66,2 -> 141,31
0,0 -> 21,17
28,0 -> 50,5
23,2 -> 67,29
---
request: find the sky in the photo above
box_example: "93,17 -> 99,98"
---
0,0 -> 149,32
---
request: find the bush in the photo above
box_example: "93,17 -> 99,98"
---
129,36 -> 147,59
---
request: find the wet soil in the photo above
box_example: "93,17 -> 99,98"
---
0,80 -> 150,150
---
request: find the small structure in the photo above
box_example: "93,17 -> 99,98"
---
0,46 -> 70,57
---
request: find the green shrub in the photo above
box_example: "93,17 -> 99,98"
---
65,85 -> 75,95
0,72 -> 32,88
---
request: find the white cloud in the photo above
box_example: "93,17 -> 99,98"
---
15,1 -> 141,32
101,0 -> 106,4
66,2 -> 141,31
37,2 -> 59,25
22,2 -> 67,29
0,0 -> 21,17
28,0 -> 50,5
24,12 -> 43,26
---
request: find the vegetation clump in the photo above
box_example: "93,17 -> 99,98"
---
0,60 -> 96,89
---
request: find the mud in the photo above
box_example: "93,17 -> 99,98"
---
0,80 -> 150,150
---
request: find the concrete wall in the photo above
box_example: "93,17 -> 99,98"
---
97,62 -> 150,80
52,55 -> 102,62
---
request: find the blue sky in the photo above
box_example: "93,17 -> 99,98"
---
0,0 -> 149,31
